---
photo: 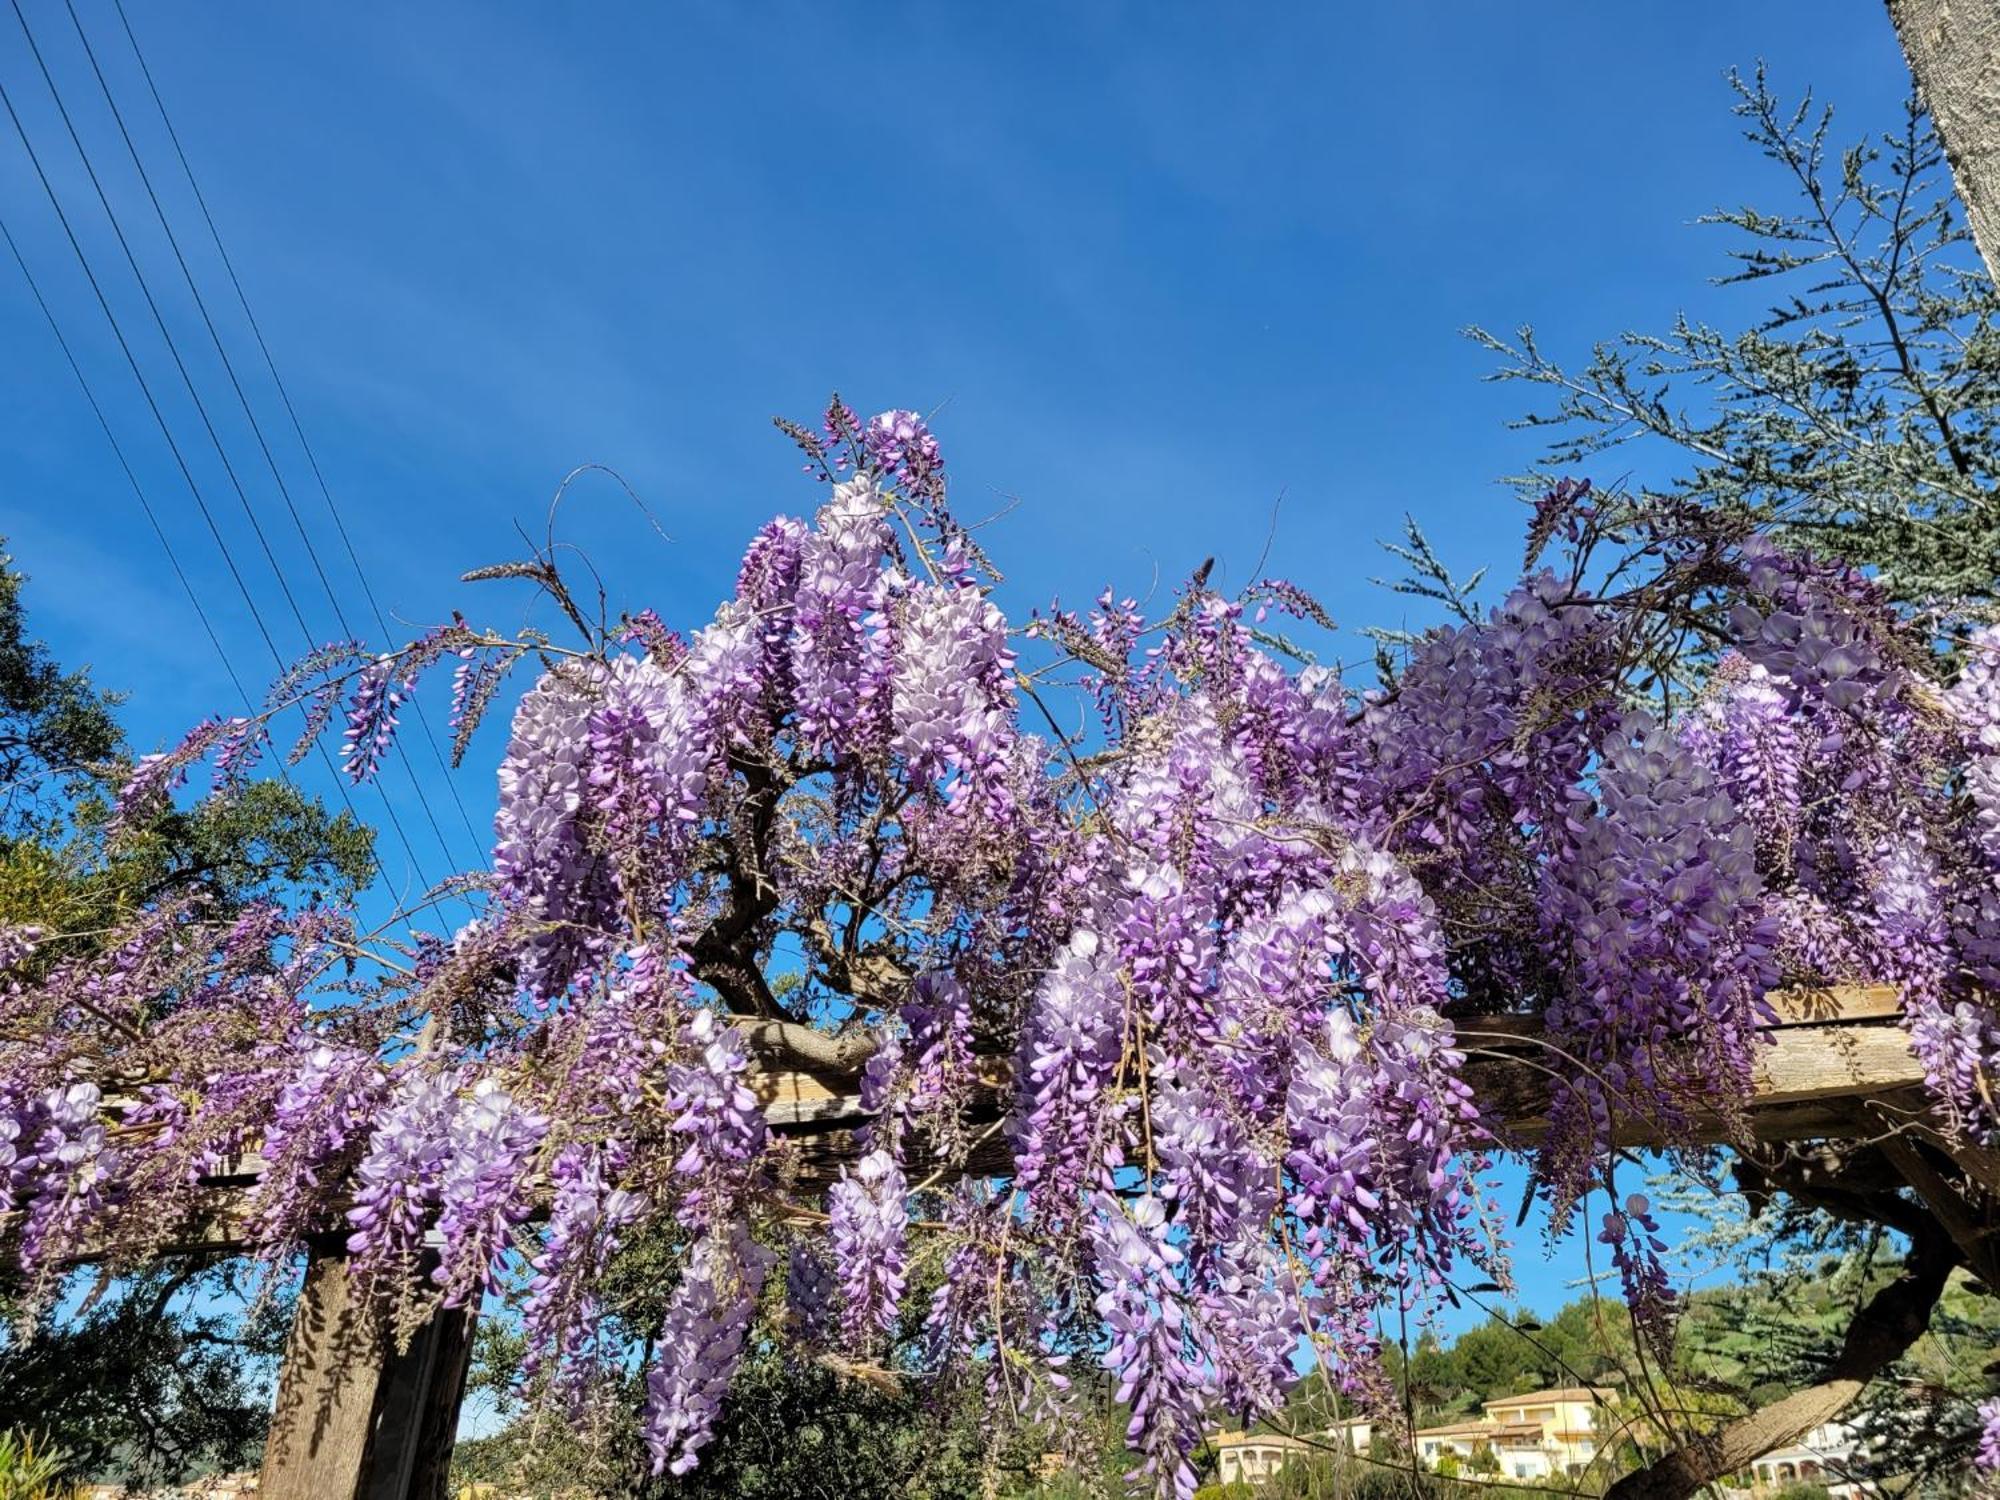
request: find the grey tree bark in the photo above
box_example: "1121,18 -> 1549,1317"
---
1887,0 -> 2000,279
1603,1226 -> 1954,1500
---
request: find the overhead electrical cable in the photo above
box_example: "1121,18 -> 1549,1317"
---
0,206 -> 254,716
111,0 -> 496,861
59,0 -> 476,881
0,15 -> 435,902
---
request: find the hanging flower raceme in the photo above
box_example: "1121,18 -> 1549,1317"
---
6,1082 -> 117,1288
1151,1061 -> 1273,1257
253,1038 -> 387,1256
791,473 -> 893,756
521,1142 -> 645,1408
1011,928 -> 1124,1217
828,1146 -> 909,1348
641,1225 -> 774,1477
1538,711 -> 1778,1207
1598,1192 -> 1678,1366
1684,657 -> 1803,869
889,579 -> 1017,794
1091,1194 -> 1211,1500
432,1080 -> 549,1306
493,667 -> 621,999
346,1068 -> 460,1296
666,1009 -> 767,1226
342,657 -> 407,783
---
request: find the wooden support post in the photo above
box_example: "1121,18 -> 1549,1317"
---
260,1247 -> 477,1500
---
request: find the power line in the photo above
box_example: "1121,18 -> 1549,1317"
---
0,8 -> 435,902
0,66 -> 286,671
0,206 -> 253,717
12,0 -> 321,655
59,0 -> 480,881
110,0 -> 491,862
4,0 -> 437,895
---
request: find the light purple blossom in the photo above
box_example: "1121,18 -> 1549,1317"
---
829,1146 -> 908,1347
1599,1193 -> 1678,1365
346,1069 -> 459,1283
433,1080 -> 549,1306
890,582 -> 1016,789
1012,929 -> 1124,1215
8,1082 -> 117,1283
642,1225 -> 774,1477
1091,1194 -> 1209,1500
667,1009 -> 767,1224
521,1143 -> 644,1407
493,666 -> 620,997
863,408 -> 944,493
253,1038 -> 385,1254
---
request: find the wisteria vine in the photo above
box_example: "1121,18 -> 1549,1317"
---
2,405 -> 1998,1495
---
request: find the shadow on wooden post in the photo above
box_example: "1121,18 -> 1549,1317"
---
259,1246 -> 477,1500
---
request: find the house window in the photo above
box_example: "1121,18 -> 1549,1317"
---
1515,1464 -> 1532,1478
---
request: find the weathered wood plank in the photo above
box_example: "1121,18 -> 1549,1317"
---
1766,984 -> 1903,1026
358,1297 -> 477,1500
259,1248 -> 386,1500
258,1247 -> 477,1500
1461,1010 -> 1926,1148
1456,984 -> 1905,1043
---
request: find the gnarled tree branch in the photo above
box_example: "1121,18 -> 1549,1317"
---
731,1016 -> 878,1072
1604,1224 -> 1956,1500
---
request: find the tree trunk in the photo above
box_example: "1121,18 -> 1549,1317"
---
1603,1229 -> 1953,1500
1886,0 -> 2000,279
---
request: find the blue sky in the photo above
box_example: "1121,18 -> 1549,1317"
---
1,2 -> 1912,1331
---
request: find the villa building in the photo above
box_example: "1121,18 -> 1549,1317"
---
1413,1385 -> 1617,1481
1210,1418 -> 1374,1486
1746,1421 -> 1882,1500
1212,1430 -> 1313,1486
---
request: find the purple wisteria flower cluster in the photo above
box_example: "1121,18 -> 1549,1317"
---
520,1142 -> 644,1407
2,1082 -> 116,1287
1978,1395 -> 2000,1472
827,1146 -> 908,1348
9,404 -> 2000,1494
641,1226 -> 774,1477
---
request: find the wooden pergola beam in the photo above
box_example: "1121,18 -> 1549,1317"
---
258,1247 -> 474,1500
1460,985 -> 1923,1148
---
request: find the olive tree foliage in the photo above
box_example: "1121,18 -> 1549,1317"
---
0,546 -> 121,838
0,1261 -> 293,1487
1473,68 -> 2000,613
0,542 -> 375,955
